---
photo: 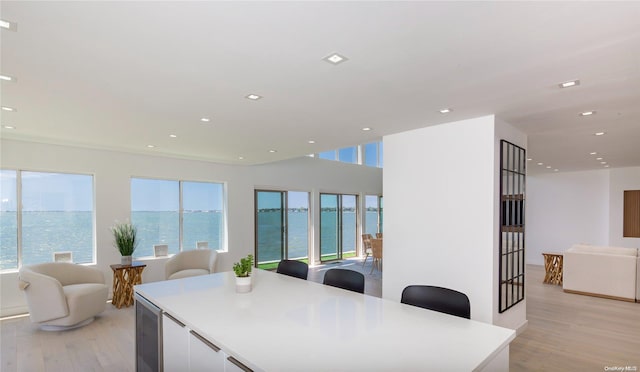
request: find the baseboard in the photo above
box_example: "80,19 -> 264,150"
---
563,289 -> 636,303
515,319 -> 529,336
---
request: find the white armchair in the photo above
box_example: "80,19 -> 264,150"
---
18,262 -> 108,331
165,249 -> 218,280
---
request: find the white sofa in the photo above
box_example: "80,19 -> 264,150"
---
18,262 -> 108,330
563,244 -> 638,302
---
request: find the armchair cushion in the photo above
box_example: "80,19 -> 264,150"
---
165,249 -> 218,280
18,262 -> 108,329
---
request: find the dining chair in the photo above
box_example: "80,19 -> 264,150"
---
276,259 -> 309,280
370,238 -> 383,274
323,268 -> 365,293
361,234 -> 373,267
400,285 -> 471,319
376,232 -> 383,239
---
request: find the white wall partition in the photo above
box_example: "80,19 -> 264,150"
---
526,166 -> 640,265
382,115 -> 527,330
0,139 -> 381,316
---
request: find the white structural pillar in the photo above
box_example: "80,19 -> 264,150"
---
382,115 -> 527,330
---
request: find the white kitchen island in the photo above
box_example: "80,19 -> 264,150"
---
134,269 -> 515,372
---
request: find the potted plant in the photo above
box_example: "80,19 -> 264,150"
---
112,221 -> 138,265
233,254 -> 253,293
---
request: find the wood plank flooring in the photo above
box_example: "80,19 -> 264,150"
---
1,264 -> 638,371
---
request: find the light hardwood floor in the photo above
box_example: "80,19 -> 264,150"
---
1,264 -> 638,371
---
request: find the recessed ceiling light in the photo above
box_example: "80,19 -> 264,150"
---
323,53 -> 349,65
268,149 -> 277,153
245,94 -> 262,100
537,162 -> 543,166
527,158 -> 532,161
439,108 -> 452,114
147,145 -> 155,148
238,156 -> 244,160
600,161 -> 607,164
308,140 -> 315,144
3,125 -> 15,129
594,132 -> 606,136
0,75 -> 15,82
604,165 -> 610,168
0,19 -> 16,31
590,152 -> 597,155
362,127 -> 371,131
580,111 -> 596,116
546,166 -> 552,169
200,117 -> 211,122
554,169 -> 559,172
169,134 -> 177,138
596,157 -> 603,160
559,80 -> 580,88
1,106 -> 15,112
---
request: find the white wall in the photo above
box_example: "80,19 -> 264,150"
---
609,167 -> 640,248
526,170 -> 610,265
526,166 -> 640,266
382,115 -> 527,330
0,139 -> 382,316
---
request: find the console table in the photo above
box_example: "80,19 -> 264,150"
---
111,262 -> 146,308
542,252 -> 563,285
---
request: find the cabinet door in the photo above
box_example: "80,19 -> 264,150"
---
189,330 -> 225,371
163,313 -> 189,371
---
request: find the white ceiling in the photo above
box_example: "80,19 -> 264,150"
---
1,1 -> 639,174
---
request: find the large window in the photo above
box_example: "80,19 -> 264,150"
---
365,195 -> 382,235
318,142 -> 382,168
320,193 -> 358,261
1,170 -> 94,270
131,178 -> 225,257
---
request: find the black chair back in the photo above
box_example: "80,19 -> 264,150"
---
401,285 -> 471,319
276,260 -> 309,280
323,269 -> 365,293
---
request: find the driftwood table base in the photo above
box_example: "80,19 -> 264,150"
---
110,262 -> 146,308
542,253 -> 563,285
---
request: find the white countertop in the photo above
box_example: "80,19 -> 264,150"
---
135,269 -> 515,372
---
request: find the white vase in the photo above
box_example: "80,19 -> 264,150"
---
235,276 -> 252,293
121,255 -> 132,266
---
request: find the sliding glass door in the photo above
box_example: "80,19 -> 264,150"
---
255,190 -> 309,269
320,193 -> 358,262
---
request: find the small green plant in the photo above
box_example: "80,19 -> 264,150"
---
112,221 -> 138,256
233,254 -> 253,277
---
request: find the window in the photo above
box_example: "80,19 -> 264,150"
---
1,170 -> 94,270
364,143 -> 379,167
338,146 -> 357,164
131,178 -> 225,257
365,195 -> 382,235
320,193 -> 358,261
318,151 -> 336,161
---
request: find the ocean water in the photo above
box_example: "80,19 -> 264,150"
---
1,210 -> 380,270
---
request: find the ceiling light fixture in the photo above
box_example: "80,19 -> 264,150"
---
238,156 -> 244,160
1,106 -> 15,112
580,111 -> 596,116
600,161 -> 607,164
245,94 -> 262,100
596,157 -> 603,160
0,75 -> 15,82
527,158 -> 532,161
439,108 -> 451,114
546,166 -> 552,169
590,152 -> 597,155
554,169 -> 559,172
323,53 -> 349,65
594,132 -> 606,136
200,117 -> 211,122
0,19 -> 16,31
3,125 -> 15,129
559,80 -> 580,88
268,149 -> 277,153
308,140 -> 315,144
537,162 -> 543,166
604,165 -> 610,168
169,134 -> 177,138
362,127 -> 371,131
147,145 -> 155,148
